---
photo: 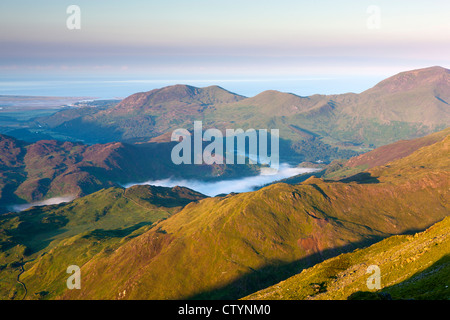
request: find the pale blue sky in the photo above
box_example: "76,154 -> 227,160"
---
1,1 -> 449,82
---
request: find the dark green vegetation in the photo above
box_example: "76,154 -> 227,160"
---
0,185 -> 206,300
29,67 -> 450,162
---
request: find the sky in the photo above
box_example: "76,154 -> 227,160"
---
1,0 -> 450,96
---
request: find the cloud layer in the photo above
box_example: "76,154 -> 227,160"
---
10,196 -> 76,212
124,164 -> 318,196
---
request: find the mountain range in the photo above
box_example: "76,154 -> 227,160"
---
0,126 -> 447,300
33,67 -> 450,157
61,129 -> 449,300
0,66 -> 449,301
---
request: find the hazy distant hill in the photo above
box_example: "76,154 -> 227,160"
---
112,84 -> 245,113
36,85 -> 246,143
33,67 -> 450,162
339,66 -> 450,125
212,66 -> 450,147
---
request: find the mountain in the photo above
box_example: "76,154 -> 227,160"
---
213,66 -> 450,148
112,85 -> 245,113
345,127 -> 450,170
0,185 -> 206,300
0,128 -> 448,300
366,66 -> 450,95
0,134 -> 258,211
227,90 -> 327,117
54,128 -> 448,300
1,70 -> 449,300
244,216 -> 450,300
36,85 -> 246,143
341,66 -> 450,125
32,67 -> 450,163
322,126 -> 450,180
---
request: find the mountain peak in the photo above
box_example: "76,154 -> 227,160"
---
368,66 -> 450,94
139,84 -> 244,101
113,84 -> 245,112
234,90 -> 323,116
253,90 -> 300,98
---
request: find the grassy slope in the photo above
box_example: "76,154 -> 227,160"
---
323,127 -> 450,180
244,216 -> 450,300
246,133 -> 450,300
346,127 -> 450,170
1,130 -> 448,301
60,131 -> 449,300
0,185 -> 206,300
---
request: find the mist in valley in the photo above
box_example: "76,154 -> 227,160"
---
123,164 -> 318,196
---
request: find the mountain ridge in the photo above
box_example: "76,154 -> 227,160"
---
108,84 -> 246,114
59,128 -> 449,300
347,127 -> 450,168
365,66 -> 450,94
0,128 -> 448,300
33,66 -> 450,151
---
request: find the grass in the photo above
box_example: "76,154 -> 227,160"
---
0,185 -> 205,299
244,217 -> 450,300
0,129 -> 448,300
57,131 -> 448,300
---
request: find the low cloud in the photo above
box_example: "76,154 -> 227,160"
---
123,164 -> 318,196
10,195 -> 76,212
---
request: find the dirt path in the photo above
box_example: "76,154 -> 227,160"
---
122,189 -> 151,211
16,258 -> 27,300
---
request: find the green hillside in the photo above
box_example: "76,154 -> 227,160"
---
244,216 -> 450,300
0,125 -> 448,301
0,185 -> 206,300
323,127 -> 450,180
57,129 -> 449,300
32,67 -> 450,161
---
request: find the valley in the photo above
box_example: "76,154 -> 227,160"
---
0,66 -> 449,301
0,126 -> 448,300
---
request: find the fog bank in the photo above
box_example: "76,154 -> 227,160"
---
123,164 -> 319,196
10,196 -> 77,212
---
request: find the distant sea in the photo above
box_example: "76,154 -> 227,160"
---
0,76 -> 383,99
